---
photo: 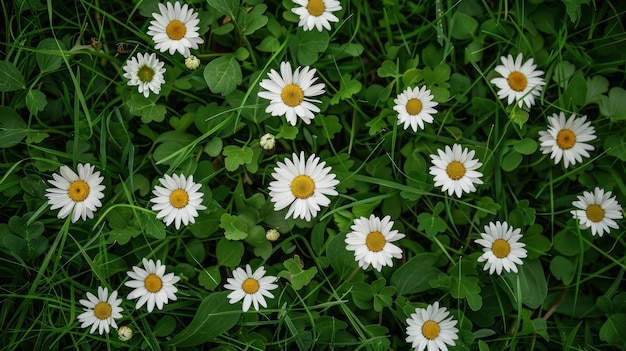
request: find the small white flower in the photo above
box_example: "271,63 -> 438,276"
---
150,174 -> 207,229
147,1 -> 204,58
260,133 -> 276,150
429,144 -> 483,198
122,52 -> 166,98
475,221 -> 527,275
258,61 -> 325,126
490,53 -> 545,108
405,301 -> 459,351
268,152 -> 339,221
224,264 -> 278,312
185,55 -> 200,70
291,0 -> 342,32
393,85 -> 439,132
125,258 -> 180,313
538,112 -> 596,169
345,214 -> 405,272
571,187 -> 623,237
77,286 -> 123,335
45,163 -> 106,223
266,228 -> 280,241
117,326 -> 133,341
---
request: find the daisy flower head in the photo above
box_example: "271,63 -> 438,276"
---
475,221 -> 527,275
393,85 -> 439,132
571,187 -> 623,237
147,1 -> 204,58
258,61 -> 325,126
150,174 -> 207,229
490,53 -> 545,108
345,215 -> 405,272
122,52 -> 166,98
224,264 -> 278,312
45,163 -> 106,223
405,301 -> 459,351
291,0 -> 342,32
268,152 -> 339,221
429,144 -> 483,198
125,258 -> 181,313
538,112 -> 596,169
77,286 -> 123,335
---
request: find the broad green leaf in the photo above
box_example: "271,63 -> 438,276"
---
185,238 -> 206,263
325,233 -> 358,279
391,253 -> 441,295
198,265 -> 221,290
562,74 -> 587,107
206,0 -> 238,17
204,54 -> 242,95
450,12 -> 478,40
294,30 -> 329,66
276,124 -> 299,139
599,87 -> 626,121
509,106 -> 529,128
0,107 -> 27,148
128,94 -> 167,123
563,0 -> 590,23
0,61 -> 26,91
205,137 -> 223,157
550,255 -> 575,285
240,4 -> 268,35
25,89 -> 48,115
377,60 -> 399,78
36,38 -> 67,73
450,275 -> 483,311
417,211 -> 447,237
600,313 -> 626,348
154,316 -> 177,337
216,238 -> 244,267
279,255 -> 318,290
604,134 -> 626,161
501,149 -> 522,172
513,138 -> 538,155
140,213 -> 166,240
585,75 -> 608,104
167,292 -> 241,346
552,61 -> 576,88
313,115 -> 342,139
219,213 -> 248,240
330,74 -> 362,105
505,259 -> 547,309
222,145 -> 253,171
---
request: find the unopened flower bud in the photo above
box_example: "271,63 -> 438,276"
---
266,228 -> 280,242
185,55 -> 200,70
260,133 -> 276,150
117,326 -> 133,341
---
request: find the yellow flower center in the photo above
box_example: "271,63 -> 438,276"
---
242,278 -> 259,294
405,98 -> 423,115
507,71 -> 528,92
446,161 -> 466,180
306,0 -> 326,16
169,189 -> 189,209
421,320 -> 441,340
144,273 -> 163,293
365,231 -> 386,252
586,204 -> 605,223
68,180 -> 90,202
491,238 -> 511,258
137,65 -> 155,83
290,175 -> 315,199
166,20 -> 187,40
93,302 -> 112,320
556,129 -> 576,150
280,84 -> 304,107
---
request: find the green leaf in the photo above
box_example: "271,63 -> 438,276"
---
36,38 -> 67,73
313,114 -> 342,139
204,54 -> 242,95
391,253 -> 442,295
154,316 -> 177,337
450,275 -> 483,311
326,233 -> 358,279
0,61 -> 26,91
562,74 -> 587,107
417,211 -> 448,237
552,61 -> 576,88
585,75 -> 608,104
377,60 -> 399,78
501,149 -> 522,172
205,137 -> 223,157
276,124 -> 299,139
25,89 -> 48,115
550,255 -> 576,285
198,266 -> 221,290
330,74 -> 362,105
222,145 -> 253,171
0,107 -> 27,148
219,213 -> 248,240
532,318 -> 549,341
128,94 -> 167,123
563,0 -> 590,23
206,0 -> 238,17
240,4 -> 268,35
599,87 -> 626,121
505,259 -> 547,309
513,138 -> 538,155
167,292 -> 241,346
279,255 -> 318,290
294,30 -> 329,66
509,106 -> 529,128
216,238 -> 244,267
450,12 -> 478,40
600,313 -> 626,348
140,213 -> 166,240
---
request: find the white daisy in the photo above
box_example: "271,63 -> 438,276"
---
125,258 -> 181,313
291,0 -> 342,32
490,53 -> 545,109
150,173 -> 207,229
147,1 -> 204,58
45,163 -> 106,223
475,221 -> 527,275
258,61 -> 325,126
405,301 -> 459,351
393,85 -> 439,132
538,112 -> 596,169
345,214 -> 405,272
268,151 -> 339,221
429,144 -> 483,198
77,286 -> 123,335
571,187 -> 623,237
224,264 -> 278,312
122,52 -> 166,98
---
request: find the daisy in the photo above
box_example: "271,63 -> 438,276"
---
475,221 -> 527,275
77,286 -> 123,335
258,61 -> 325,126
291,0 -> 342,32
268,152 -> 339,221
122,52 -> 166,98
150,174 -> 207,229
45,163 -> 106,223
393,85 -> 439,132
571,187 -> 623,237
538,112 -> 596,169
405,301 -> 459,351
125,258 -> 181,313
147,1 -> 204,58
224,264 -> 278,312
429,144 -> 483,198
345,214 -> 405,272
490,53 -> 545,109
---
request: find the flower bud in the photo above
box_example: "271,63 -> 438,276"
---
260,133 -> 276,150
185,55 -> 200,70
117,326 -> 133,341
266,228 -> 280,242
